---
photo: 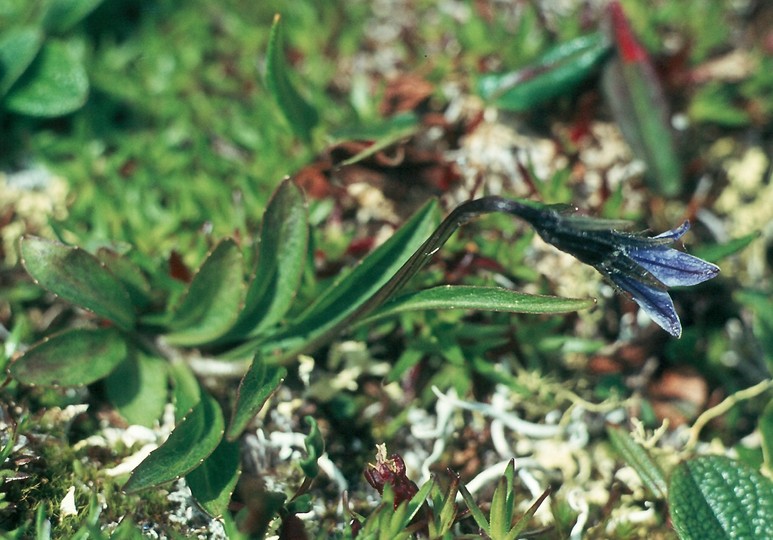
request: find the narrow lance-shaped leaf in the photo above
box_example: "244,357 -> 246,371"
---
221,179 -> 308,341
507,487 -> 551,540
165,239 -> 245,346
356,285 -> 594,328
265,13 -> 319,142
478,32 -> 611,112
124,391 -> 224,493
607,425 -> 667,499
10,327 -> 127,387
458,479 -> 490,532
489,473 -> 510,538
669,455 -> 773,540
21,236 -> 136,330
256,198 -> 440,357
601,1 -> 681,196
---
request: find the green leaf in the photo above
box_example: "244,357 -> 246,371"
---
507,487 -> 551,540
458,479 -> 490,532
165,239 -> 245,346
21,236 -> 136,330
692,231 -> 761,264
607,425 -> 667,499
478,33 -> 610,112
358,285 -> 594,326
4,40 -> 88,117
123,391 -> 224,493
227,353 -> 286,440
169,362 -> 202,422
223,179 -> 308,340
96,248 -> 153,311
335,114 -> 420,166
489,474 -> 509,538
42,0 -> 106,33
601,3 -> 681,196
0,27 -> 43,96
266,199 -> 439,355
104,353 -> 168,427
10,328 -> 127,387
300,416 -> 324,479
669,455 -> 773,540
265,13 -> 319,142
186,437 -> 241,518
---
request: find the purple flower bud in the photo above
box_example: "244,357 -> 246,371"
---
364,446 -> 419,508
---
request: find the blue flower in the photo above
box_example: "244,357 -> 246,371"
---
515,206 -> 720,337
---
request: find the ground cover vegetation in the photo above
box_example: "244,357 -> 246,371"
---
1,0 -> 772,538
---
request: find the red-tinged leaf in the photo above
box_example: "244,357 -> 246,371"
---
21,236 -> 136,330
168,250 -> 192,283
602,1 -> 681,197
123,391 -> 224,493
10,327 -> 127,387
608,1 -> 647,63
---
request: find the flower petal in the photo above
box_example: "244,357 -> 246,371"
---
628,247 -> 720,287
610,273 -> 682,337
653,220 -> 691,241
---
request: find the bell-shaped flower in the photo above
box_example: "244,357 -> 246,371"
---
515,206 -> 719,337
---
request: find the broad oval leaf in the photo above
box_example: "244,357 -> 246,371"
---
165,239 -> 245,346
227,353 -> 286,440
0,27 -> 44,96
5,40 -> 89,117
265,13 -> 319,142
186,438 -> 241,518
669,455 -> 773,540
105,353 -> 168,427
123,391 -> 224,493
358,285 -> 594,326
10,327 -> 127,387
21,236 -> 136,330
478,32 -> 610,112
222,179 -> 307,341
